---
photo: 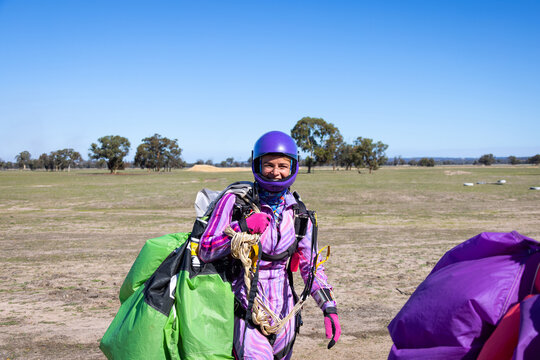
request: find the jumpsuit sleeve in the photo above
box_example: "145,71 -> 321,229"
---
198,193 -> 242,263
296,217 -> 337,312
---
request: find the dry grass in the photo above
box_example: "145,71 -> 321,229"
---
0,166 -> 539,359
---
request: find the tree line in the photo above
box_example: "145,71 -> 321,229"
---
10,149 -> 84,171
87,134 -> 185,173
3,118 -> 391,174
3,120 -> 539,173
3,134 -> 185,174
473,154 -> 540,166
387,154 -> 540,167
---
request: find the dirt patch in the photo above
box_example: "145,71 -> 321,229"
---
444,170 -> 471,175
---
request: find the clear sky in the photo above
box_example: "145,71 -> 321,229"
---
1,0 -> 539,163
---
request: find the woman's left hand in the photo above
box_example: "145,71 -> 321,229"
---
324,307 -> 341,349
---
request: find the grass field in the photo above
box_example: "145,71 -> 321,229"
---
1,166 -> 539,359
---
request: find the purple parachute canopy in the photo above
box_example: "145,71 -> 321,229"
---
388,231 -> 540,360
513,294 -> 540,359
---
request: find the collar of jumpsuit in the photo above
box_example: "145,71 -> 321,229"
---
258,185 -> 287,222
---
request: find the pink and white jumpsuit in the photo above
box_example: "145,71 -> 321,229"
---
199,191 -> 337,360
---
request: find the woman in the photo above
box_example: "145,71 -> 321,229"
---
199,130 -> 341,359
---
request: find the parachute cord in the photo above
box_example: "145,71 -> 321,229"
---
225,225 -> 305,335
226,226 -> 260,293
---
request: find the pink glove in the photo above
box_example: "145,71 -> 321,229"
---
245,213 -> 271,234
324,308 -> 341,349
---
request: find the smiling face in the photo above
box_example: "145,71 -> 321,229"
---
261,154 -> 292,180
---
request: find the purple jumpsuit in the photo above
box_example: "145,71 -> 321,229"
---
199,191 -> 336,359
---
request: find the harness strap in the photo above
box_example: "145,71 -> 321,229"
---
245,248 -> 262,324
234,297 -> 247,319
261,240 -> 299,261
257,191 -> 310,262
299,209 -> 318,301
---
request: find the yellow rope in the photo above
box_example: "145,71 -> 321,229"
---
225,225 -> 306,335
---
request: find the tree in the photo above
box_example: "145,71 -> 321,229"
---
353,137 -> 388,174
337,143 -> 357,170
291,117 -> 343,173
134,143 -> 151,171
391,156 -> 406,166
56,148 -> 82,171
478,154 -> 495,166
134,134 -> 183,172
508,156 -> 520,165
37,151 -> 67,171
29,159 -> 43,170
51,151 -> 64,171
529,154 -> 540,165
89,135 -> 131,174
418,157 -> 435,167
15,151 -> 31,170
38,153 -> 53,171
162,138 -> 184,171
325,131 -> 344,170
49,151 -> 68,171
134,134 -> 165,171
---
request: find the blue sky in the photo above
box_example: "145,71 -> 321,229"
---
1,0 -> 539,163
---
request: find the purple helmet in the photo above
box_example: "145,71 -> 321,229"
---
252,131 -> 299,192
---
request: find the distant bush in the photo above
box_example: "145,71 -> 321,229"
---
418,158 -> 435,167
508,156 -> 520,165
529,154 -> 540,165
478,154 -> 495,166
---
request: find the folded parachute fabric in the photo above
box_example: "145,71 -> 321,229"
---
100,233 -> 235,360
119,232 -> 189,303
512,294 -> 540,359
477,293 -> 540,360
388,231 -> 540,360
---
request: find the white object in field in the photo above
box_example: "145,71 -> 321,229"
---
497,180 -> 507,184
463,183 -> 474,186
530,187 -> 540,190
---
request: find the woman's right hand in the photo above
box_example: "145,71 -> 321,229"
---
245,213 -> 271,234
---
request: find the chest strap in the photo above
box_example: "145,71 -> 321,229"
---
260,199 -> 310,262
